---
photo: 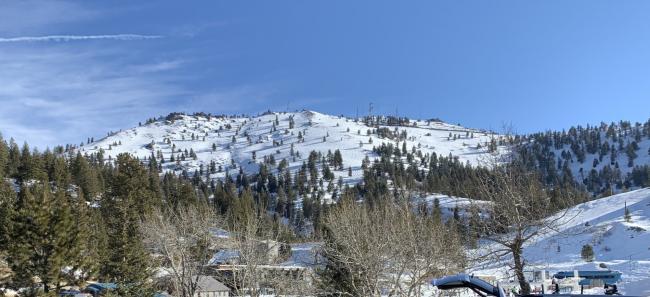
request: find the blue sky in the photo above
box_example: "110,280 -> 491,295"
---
1,1 -> 650,149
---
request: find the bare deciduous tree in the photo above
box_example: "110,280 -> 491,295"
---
389,202 -> 466,296
226,214 -> 274,297
142,205 -> 220,297
318,199 -> 464,296
472,162 -> 574,295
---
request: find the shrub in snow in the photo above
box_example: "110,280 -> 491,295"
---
581,244 -> 595,262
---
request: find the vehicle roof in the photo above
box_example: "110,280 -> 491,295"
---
432,274 -> 505,296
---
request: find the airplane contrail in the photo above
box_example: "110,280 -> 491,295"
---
0,34 -> 163,43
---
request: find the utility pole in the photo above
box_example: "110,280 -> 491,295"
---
629,255 -> 633,273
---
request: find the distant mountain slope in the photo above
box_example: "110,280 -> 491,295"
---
517,120 -> 650,194
79,111 -> 503,184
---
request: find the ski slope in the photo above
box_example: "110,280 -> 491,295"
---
78,111 -> 504,184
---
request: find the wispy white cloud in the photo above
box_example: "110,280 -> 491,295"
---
0,1 -> 278,149
0,34 -> 162,43
0,44 -> 276,149
0,45 -> 188,149
129,60 -> 185,73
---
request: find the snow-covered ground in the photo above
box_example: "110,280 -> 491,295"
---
420,193 -> 491,215
472,188 -> 650,296
79,110 -> 505,185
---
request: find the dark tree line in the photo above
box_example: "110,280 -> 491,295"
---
0,135 -> 223,295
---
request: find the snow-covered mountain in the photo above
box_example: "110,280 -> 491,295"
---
78,110 -> 503,182
474,188 -> 650,296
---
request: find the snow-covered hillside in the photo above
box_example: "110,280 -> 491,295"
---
474,188 -> 650,296
79,111 -> 503,183
520,120 -> 650,195
558,138 -> 650,182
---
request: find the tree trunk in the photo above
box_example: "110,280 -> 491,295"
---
512,245 -> 530,295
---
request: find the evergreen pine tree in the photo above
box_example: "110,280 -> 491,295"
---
100,154 -> 154,289
0,179 -> 15,252
72,152 -> 99,200
0,134 -> 8,178
16,143 -> 32,181
63,190 -> 99,285
581,244 -> 595,262
51,157 -> 71,189
229,188 -> 256,227
6,140 -> 20,178
8,184 -> 76,293
333,149 -> 343,170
